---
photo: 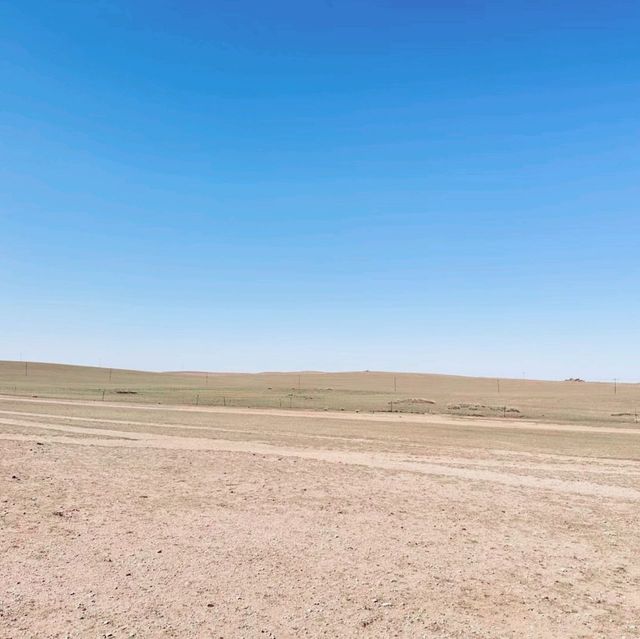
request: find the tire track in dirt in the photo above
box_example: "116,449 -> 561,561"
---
2,416 -> 639,502
2,411 -> 639,476
0,409 -> 387,447
3,394 -> 640,434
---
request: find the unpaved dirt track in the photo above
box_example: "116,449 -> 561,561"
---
1,397 -> 639,638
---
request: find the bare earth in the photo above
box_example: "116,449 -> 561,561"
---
1,395 -> 639,638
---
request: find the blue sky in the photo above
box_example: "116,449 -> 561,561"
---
1,1 -> 639,379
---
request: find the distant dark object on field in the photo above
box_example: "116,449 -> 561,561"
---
564,378 -> 585,383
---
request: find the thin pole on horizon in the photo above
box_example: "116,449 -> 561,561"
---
394,376 -> 397,393
496,379 -> 500,393
614,378 -> 618,395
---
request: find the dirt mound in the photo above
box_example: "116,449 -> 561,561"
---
448,403 -> 521,416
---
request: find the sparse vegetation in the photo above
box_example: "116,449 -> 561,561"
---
1,361 -> 638,425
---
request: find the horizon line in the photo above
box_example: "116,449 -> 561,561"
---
1,359 -> 636,386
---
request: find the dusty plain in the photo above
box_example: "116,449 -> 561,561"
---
1,362 -> 639,638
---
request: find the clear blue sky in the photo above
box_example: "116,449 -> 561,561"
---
2,1 -> 638,380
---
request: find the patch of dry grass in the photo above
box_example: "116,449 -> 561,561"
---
1,360 -> 639,426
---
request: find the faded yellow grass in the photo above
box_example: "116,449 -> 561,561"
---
1,360 -> 638,426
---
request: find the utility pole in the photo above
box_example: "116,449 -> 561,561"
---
614,378 -> 618,395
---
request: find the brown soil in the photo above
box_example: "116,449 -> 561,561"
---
1,396 -> 639,638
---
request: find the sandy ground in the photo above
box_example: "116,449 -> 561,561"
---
1,396 -> 639,638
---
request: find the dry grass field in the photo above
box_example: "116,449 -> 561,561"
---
1,362 -> 639,638
1,360 -> 639,425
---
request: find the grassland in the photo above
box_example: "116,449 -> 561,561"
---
1,359 -> 638,425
